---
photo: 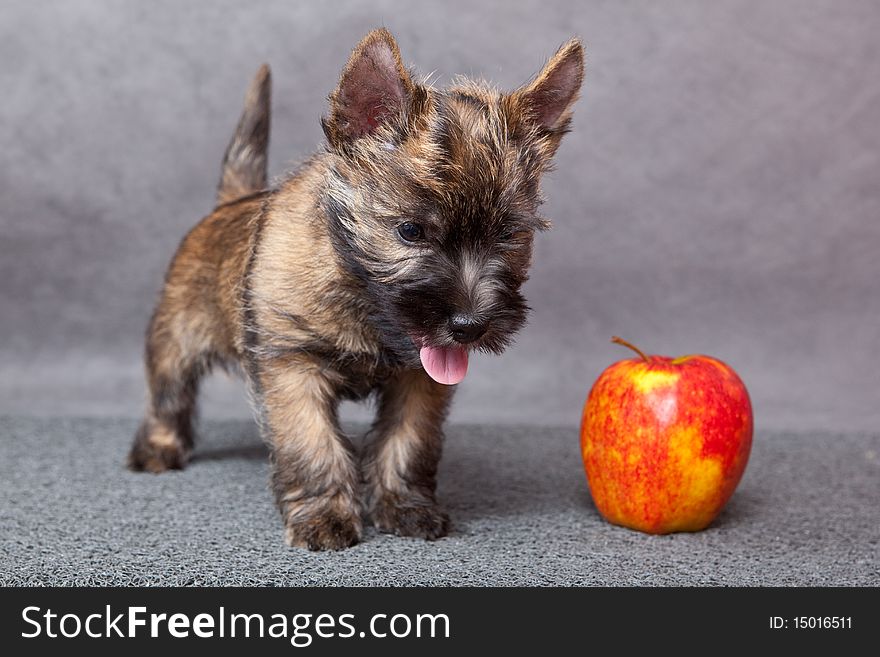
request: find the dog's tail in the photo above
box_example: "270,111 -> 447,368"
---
217,64 -> 271,206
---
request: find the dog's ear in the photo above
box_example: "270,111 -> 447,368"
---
513,39 -> 584,133
324,29 -> 416,148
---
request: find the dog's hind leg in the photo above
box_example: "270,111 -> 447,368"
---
129,64 -> 272,473
128,298 -> 216,473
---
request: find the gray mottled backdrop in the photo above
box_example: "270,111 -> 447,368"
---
2,0 -> 878,432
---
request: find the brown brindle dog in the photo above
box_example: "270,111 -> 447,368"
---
129,29 -> 584,550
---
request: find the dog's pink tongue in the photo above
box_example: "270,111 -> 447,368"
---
419,345 -> 469,385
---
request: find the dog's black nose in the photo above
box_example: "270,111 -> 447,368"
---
449,314 -> 487,344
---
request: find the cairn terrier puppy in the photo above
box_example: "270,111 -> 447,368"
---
129,29 -> 584,550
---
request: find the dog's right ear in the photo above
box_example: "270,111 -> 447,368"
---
323,29 -> 416,150
512,39 -> 584,134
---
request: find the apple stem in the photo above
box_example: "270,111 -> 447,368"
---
611,336 -> 650,362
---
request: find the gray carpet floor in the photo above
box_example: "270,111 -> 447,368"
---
1,415 -> 877,586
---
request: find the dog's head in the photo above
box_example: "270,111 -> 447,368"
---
321,29 -> 584,384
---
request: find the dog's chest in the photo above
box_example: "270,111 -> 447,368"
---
332,355 -> 398,401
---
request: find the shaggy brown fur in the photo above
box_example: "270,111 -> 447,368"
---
129,29 -> 584,550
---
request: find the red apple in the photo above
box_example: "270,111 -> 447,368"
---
580,337 -> 753,534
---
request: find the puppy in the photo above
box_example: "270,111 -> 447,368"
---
129,29 -> 584,550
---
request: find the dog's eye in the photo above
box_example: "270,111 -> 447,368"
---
397,221 -> 424,243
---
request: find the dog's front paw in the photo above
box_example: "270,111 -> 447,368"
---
283,505 -> 363,551
371,493 -> 450,540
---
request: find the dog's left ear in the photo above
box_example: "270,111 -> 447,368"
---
513,39 -> 585,133
324,29 -> 416,149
